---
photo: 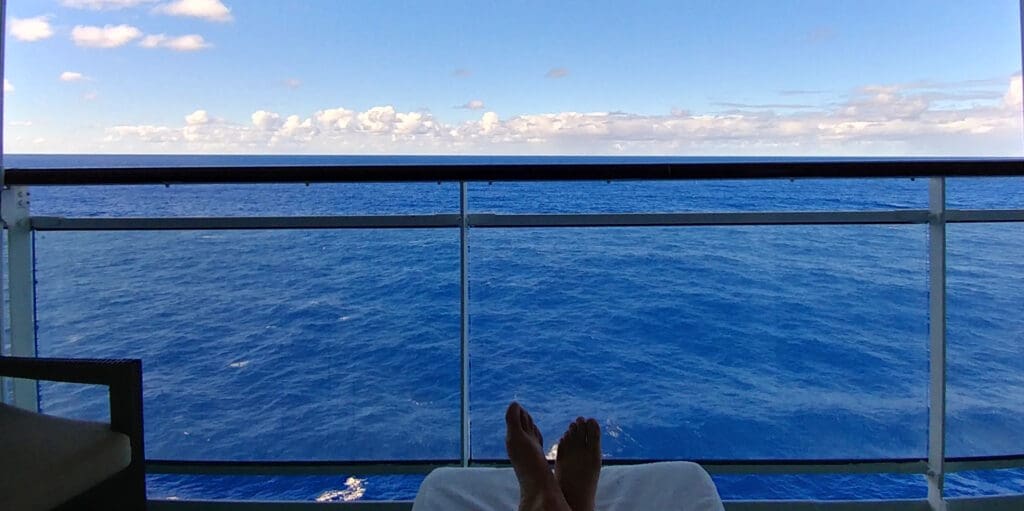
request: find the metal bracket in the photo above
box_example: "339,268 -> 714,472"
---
1,186 -> 30,228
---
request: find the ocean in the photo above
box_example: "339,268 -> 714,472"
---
4,154 -> 1023,502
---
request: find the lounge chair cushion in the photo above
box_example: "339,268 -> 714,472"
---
413,461 -> 724,511
0,403 -> 132,511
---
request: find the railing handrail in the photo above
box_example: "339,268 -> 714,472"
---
142,453 -> 1024,479
3,158 -> 1023,185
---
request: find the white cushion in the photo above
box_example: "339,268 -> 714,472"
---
0,403 -> 132,511
413,461 -> 724,511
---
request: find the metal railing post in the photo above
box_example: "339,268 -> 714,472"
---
2,185 -> 38,411
0,213 -> 4,404
927,177 -> 947,511
0,0 -> 7,404
459,181 -> 471,466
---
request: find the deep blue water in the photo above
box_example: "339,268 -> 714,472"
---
4,154 -> 1023,502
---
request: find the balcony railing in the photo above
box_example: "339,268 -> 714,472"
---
2,158 -> 1023,511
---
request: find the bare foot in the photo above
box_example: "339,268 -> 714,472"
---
555,417 -> 602,511
506,402 -> 571,511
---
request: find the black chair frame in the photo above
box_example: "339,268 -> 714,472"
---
0,356 -> 146,510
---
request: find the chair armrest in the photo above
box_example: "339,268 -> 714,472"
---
0,356 -> 138,386
0,356 -> 145,471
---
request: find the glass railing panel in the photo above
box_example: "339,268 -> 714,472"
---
947,177 -> 1024,210
712,473 -> 927,500
36,381 -> 110,420
947,223 -> 1024,457
27,182 -> 458,217
469,178 -> 927,214
469,225 -> 929,460
945,469 -> 1024,498
147,474 -> 422,502
34,229 -> 460,461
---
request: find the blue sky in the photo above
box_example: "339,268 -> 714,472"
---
3,0 -> 1023,155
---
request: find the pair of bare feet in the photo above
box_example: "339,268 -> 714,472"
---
505,402 -> 602,511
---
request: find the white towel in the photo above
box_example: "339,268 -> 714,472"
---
412,461 -> 725,511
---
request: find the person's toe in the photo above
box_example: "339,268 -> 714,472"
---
585,418 -> 600,447
568,421 -> 584,449
506,402 -> 523,427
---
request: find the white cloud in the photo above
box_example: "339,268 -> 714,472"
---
63,0 -> 157,9
284,78 -> 302,89
251,110 -> 282,131
314,107 -> 356,130
60,71 -> 86,82
185,109 -> 210,125
276,115 -> 317,143
480,112 -> 500,133
357,106 -> 397,133
1005,75 -> 1022,108
394,111 -> 439,135
165,35 -> 210,51
83,91 -> 99,101
155,0 -> 232,22
4,80 -> 13,93
10,16 -> 55,42
9,120 -> 33,127
140,34 -> 211,51
72,24 -> 143,48
546,67 -> 569,79
106,125 -> 181,144
49,75 -> 1024,156
459,99 -> 486,110
139,35 -> 164,48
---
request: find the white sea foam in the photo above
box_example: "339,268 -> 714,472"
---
603,420 -> 637,447
228,360 -> 250,368
316,476 -> 366,502
546,443 -> 558,460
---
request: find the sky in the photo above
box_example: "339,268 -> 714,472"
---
2,0 -> 1023,155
